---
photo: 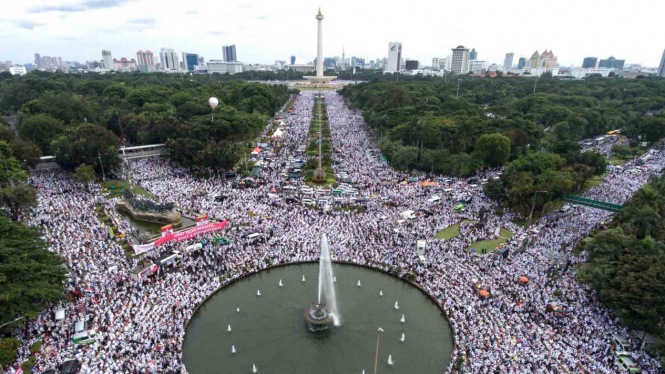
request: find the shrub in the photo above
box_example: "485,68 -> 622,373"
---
29,341 -> 42,354
0,338 -> 20,367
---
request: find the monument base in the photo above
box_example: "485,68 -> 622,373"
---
303,76 -> 337,87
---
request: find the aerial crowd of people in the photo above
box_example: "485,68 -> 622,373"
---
6,90 -> 665,373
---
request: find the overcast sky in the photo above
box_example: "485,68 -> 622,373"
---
2,0 -> 665,67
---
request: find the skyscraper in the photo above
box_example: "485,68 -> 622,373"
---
582,57 -> 598,69
517,57 -> 527,69
599,56 -> 625,70
159,48 -> 179,70
290,56 -> 296,65
34,53 -> 41,66
182,52 -> 199,71
137,50 -> 155,66
450,45 -> 470,74
386,42 -> 402,73
223,45 -> 237,62
102,50 -> 113,70
469,48 -> 477,61
658,49 -> 665,77
503,52 -> 514,71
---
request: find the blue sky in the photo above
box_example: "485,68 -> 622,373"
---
2,0 -> 664,67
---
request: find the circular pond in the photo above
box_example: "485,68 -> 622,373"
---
183,263 -> 453,374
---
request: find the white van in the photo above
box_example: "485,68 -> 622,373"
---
427,195 -> 441,204
185,243 -> 203,254
159,252 -> 181,267
400,210 -> 417,220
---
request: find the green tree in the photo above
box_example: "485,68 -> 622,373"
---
18,114 -> 64,154
0,184 -> 37,221
0,337 -> 20,367
0,141 -> 27,186
0,217 -> 66,324
474,133 -> 511,167
10,139 -> 42,169
0,124 -> 15,143
51,124 -> 121,174
72,164 -> 96,191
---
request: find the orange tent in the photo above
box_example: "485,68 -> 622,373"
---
252,147 -> 261,154
479,290 -> 489,298
519,276 -> 529,284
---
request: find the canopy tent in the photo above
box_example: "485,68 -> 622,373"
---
272,128 -> 285,138
251,147 -> 261,155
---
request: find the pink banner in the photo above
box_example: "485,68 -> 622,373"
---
133,220 -> 228,255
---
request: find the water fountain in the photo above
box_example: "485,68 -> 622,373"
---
227,325 -> 232,332
237,307 -> 240,313
380,290 -> 383,297
388,355 -> 394,365
304,234 -> 340,331
257,290 -> 261,296
394,301 -> 399,310
231,345 -> 236,354
252,363 -> 257,373
279,279 -> 283,287
302,275 -> 306,282
400,315 -> 405,323
400,333 -> 405,342
357,280 -> 361,287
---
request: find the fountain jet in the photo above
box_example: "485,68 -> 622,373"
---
388,355 -> 394,365
317,234 -> 340,325
257,290 -> 261,296
279,279 -> 283,287
400,314 -> 405,323
380,290 -> 383,297
231,345 -> 236,353
252,364 -> 257,373
227,324 -> 232,332
394,301 -> 399,310
237,307 -> 240,313
400,333 -> 405,342
302,275 -> 306,282
357,280 -> 361,287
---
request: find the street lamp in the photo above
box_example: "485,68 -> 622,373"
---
533,75 -> 539,94
456,79 -> 462,99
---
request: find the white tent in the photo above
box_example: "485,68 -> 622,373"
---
272,128 -> 285,138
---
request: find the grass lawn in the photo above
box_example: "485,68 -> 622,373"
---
467,228 -> 514,253
100,179 -> 156,200
435,220 -> 476,240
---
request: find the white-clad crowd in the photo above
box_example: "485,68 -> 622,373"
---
5,90 -> 663,374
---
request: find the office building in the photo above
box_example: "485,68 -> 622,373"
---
350,57 -> 365,67
182,52 -> 199,71
658,49 -> 665,77
517,57 -> 527,69
386,42 -> 402,73
503,52 -> 514,71
207,60 -> 244,74
599,56 -> 625,70
405,60 -> 419,70
102,50 -> 113,70
529,50 -> 557,68
450,45 -> 470,74
469,48 -> 477,61
582,57 -> 598,69
9,65 -> 28,76
137,50 -> 155,66
34,53 -> 41,66
290,56 -> 296,65
432,57 -> 449,71
159,48 -> 179,70
223,45 -> 237,62
469,60 -> 488,74
113,58 -> 137,71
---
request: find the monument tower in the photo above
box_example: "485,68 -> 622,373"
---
304,8 -> 336,86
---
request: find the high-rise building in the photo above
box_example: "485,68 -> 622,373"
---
503,52 -> 514,71
386,42 -> 402,73
223,45 -> 237,62
517,57 -> 527,69
530,50 -> 558,68
599,56 -> 625,70
658,49 -> 665,77
159,48 -> 179,70
469,60 -> 488,74
290,56 -> 296,65
405,60 -> 419,70
102,50 -> 113,70
469,48 -> 477,61
450,45 -> 470,74
113,58 -> 137,71
34,53 -> 41,66
582,57 -> 598,69
137,50 -> 155,66
198,56 -> 205,66
182,52 -> 200,71
58,57 -> 62,66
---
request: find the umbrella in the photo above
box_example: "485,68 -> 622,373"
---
519,276 -> 529,284
479,290 -> 489,298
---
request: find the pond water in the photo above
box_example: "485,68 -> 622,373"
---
182,263 -> 454,374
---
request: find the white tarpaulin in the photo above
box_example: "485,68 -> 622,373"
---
272,128 -> 284,138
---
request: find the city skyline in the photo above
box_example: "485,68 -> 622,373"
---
2,0 -> 665,68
